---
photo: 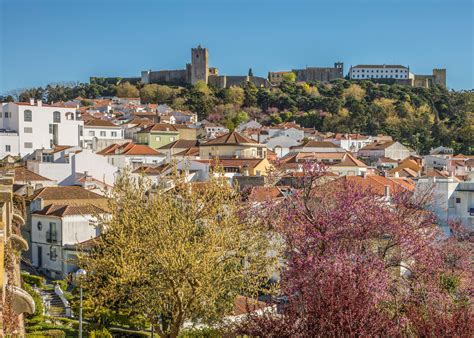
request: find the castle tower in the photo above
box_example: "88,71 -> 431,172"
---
432,68 -> 446,88
190,45 -> 209,85
334,62 -> 344,76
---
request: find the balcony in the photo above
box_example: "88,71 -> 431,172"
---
46,231 -> 58,243
6,285 -> 36,315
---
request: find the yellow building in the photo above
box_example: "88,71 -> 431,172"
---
0,171 -> 35,336
199,131 -> 267,160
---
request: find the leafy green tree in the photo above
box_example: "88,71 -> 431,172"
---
80,171 -> 278,338
116,82 -> 139,98
282,72 -> 296,82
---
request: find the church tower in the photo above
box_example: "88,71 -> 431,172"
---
190,45 -> 209,85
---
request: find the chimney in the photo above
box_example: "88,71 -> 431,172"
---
394,171 -> 399,178
37,100 -> 42,107
29,98 -> 35,105
26,184 -> 34,197
384,185 -> 390,198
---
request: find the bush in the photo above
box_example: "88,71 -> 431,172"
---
109,327 -> 149,337
23,282 -> 44,319
89,328 -> 113,338
179,327 -> 222,337
22,272 -> 45,287
27,329 -> 66,337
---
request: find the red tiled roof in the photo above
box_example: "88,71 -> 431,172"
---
139,123 -> 179,133
97,142 -> 161,156
292,140 -> 341,149
174,147 -> 200,157
248,186 -> 284,202
84,119 -> 120,128
233,296 -> 270,316
195,158 -> 265,169
33,204 -> 106,217
158,140 -> 199,150
202,131 -> 259,146
360,141 -> 396,151
337,175 -> 415,195
14,167 -> 52,182
28,186 -> 105,201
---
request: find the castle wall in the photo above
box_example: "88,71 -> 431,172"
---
148,69 -> 188,85
293,67 -> 343,82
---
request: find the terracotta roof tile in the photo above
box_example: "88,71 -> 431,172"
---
14,167 -> 52,182
28,186 -> 105,201
158,140 -> 199,150
202,131 -> 259,146
33,204 -> 106,217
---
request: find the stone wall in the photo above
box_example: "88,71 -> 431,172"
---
293,66 -> 343,82
147,69 -> 188,86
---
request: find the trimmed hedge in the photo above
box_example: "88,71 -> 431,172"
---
27,329 -> 66,337
21,272 -> 45,288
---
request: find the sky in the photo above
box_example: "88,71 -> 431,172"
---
0,0 -> 473,93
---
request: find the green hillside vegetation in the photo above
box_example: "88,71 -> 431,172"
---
2,78 -> 472,155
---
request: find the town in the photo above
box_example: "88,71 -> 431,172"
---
1,48 -> 473,336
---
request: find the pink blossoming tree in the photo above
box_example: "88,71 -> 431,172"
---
238,168 -> 473,336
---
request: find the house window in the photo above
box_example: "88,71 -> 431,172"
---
0,112 -> 2,117
5,145 -> 11,152
53,111 -> 61,123
24,142 -> 33,148
66,112 -> 74,120
24,110 -> 32,122
49,124 -> 53,134
155,136 -> 161,141
170,137 -> 175,142
24,127 -> 33,133
456,198 -> 461,204
37,221 -> 42,230
88,131 -> 95,136
4,112 -> 10,118
50,247 -> 58,261
111,131 -> 117,137
100,131 -> 106,137
47,222 -> 57,243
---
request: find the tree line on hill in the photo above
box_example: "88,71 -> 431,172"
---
2,78 -> 472,155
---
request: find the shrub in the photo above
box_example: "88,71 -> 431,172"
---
21,273 -> 45,287
23,282 -> 44,319
89,328 -> 113,338
179,327 -> 222,337
27,329 -> 66,337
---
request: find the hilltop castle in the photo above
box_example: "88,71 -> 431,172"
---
140,45 -> 269,89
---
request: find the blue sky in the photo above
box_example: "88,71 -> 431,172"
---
1,0 -> 473,93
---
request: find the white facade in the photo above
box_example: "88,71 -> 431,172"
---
350,65 -> 412,80
31,213 -> 101,277
103,153 -> 166,169
27,149 -> 118,186
0,131 -> 20,158
83,126 -> 124,149
0,100 -> 84,157
416,178 -> 474,234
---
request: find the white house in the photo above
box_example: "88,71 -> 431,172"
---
97,142 -> 166,169
415,178 -> 474,234
349,65 -> 413,81
83,119 -> 124,150
358,141 -> 411,163
323,133 -> 375,153
31,204 -> 106,278
27,148 -> 118,186
0,99 -> 84,158
290,140 -> 346,153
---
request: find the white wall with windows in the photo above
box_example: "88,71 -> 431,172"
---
83,126 -> 124,149
350,65 -> 411,80
31,213 -> 101,277
0,100 -> 84,157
